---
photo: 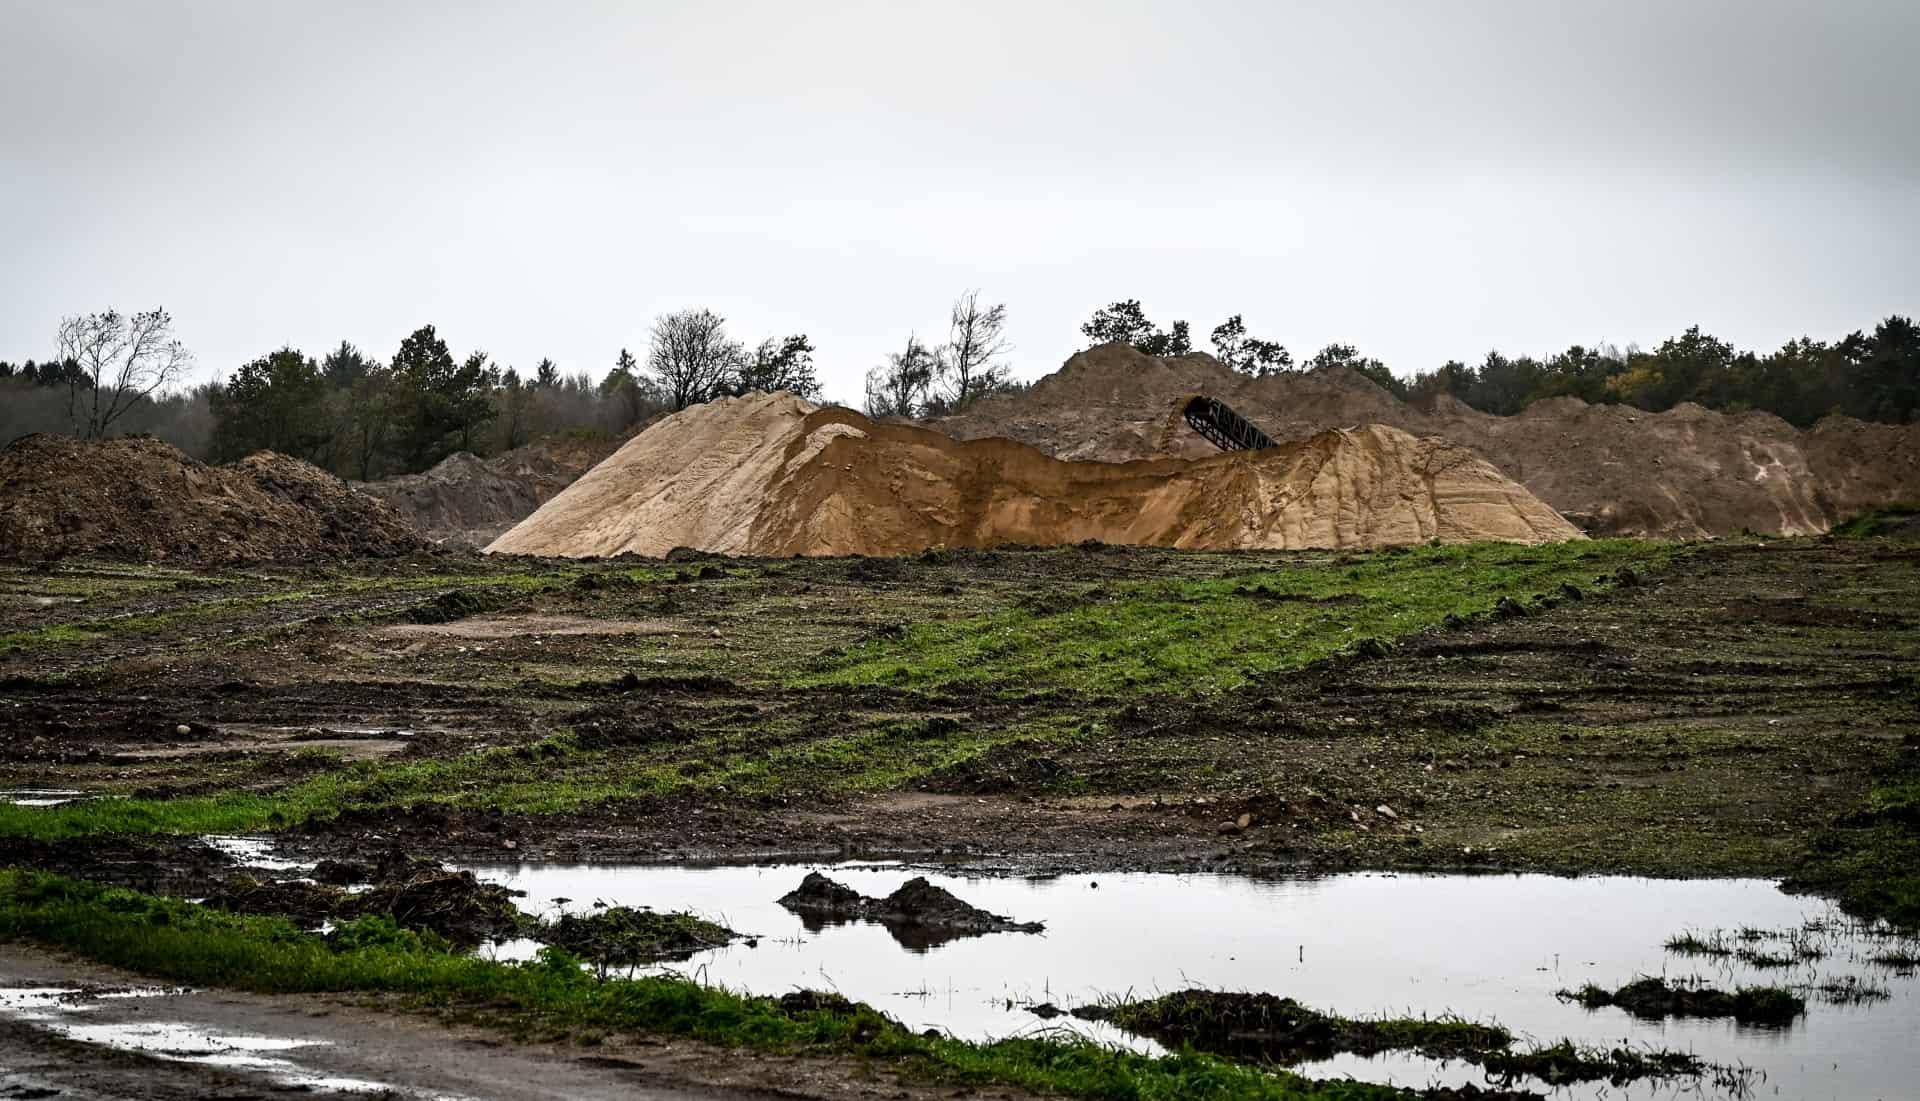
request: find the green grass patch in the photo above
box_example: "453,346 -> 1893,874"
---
0,569 -> 581,653
1831,503 -> 1920,539
0,590 -> 318,652
801,541 -> 1670,696
0,871 -> 1401,1100
0,708 -> 1069,840
1786,772 -> 1920,932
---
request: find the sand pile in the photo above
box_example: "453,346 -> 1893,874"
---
359,433 -> 623,549
931,343 -> 1920,539
0,434 -> 426,564
487,392 -> 1579,557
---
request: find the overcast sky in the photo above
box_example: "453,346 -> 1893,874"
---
3,1 -> 1916,404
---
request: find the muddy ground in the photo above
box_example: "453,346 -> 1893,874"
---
2,536 -> 1916,1100
1,537 -> 1914,883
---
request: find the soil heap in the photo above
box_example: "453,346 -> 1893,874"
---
358,433 -> 623,549
932,343 -> 1920,539
487,392 -> 1580,557
0,433 -> 426,564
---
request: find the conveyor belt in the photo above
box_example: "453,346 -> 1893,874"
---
1182,395 -> 1274,452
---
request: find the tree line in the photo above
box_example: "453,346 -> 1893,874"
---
7,299 -> 1916,480
1077,300 -> 1920,427
2,308 -> 822,480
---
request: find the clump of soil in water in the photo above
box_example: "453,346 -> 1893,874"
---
1094,989 -> 1511,1064
352,855 -> 529,946
487,392 -> 1580,557
1081,990 -> 1705,1088
1561,977 -> 1805,1025
777,872 -> 1042,950
1478,1042 -> 1703,1088
203,853 -> 529,947
311,859 -> 373,886
204,874 -> 344,927
0,434 -> 425,564
928,342 -> 1920,538
540,906 -> 736,966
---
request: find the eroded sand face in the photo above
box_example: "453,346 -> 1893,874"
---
488,392 -> 1580,558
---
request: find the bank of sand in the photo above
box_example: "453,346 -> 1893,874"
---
932,343 -> 1920,539
487,392 -> 1580,557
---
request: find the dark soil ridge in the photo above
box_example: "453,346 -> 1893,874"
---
0,433 -> 426,565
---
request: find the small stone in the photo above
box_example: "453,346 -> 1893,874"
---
1236,813 -> 1252,829
174,724 -> 191,736
502,839 -> 518,851
1376,804 -> 1398,820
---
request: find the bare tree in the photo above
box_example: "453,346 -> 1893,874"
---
864,334 -> 938,418
646,309 -> 743,410
936,291 -> 1011,410
57,308 -> 194,438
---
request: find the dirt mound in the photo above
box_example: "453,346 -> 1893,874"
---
487,392 -> 1580,557
777,872 -> 1044,948
930,343 -> 1920,538
359,433 -> 622,549
0,434 -> 427,564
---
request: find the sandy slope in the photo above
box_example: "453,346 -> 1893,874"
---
488,393 -> 1578,557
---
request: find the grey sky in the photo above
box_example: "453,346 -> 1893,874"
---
3,0 -> 1916,405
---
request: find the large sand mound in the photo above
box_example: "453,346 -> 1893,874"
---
931,343 -> 1920,539
487,393 -> 1579,557
0,434 -> 427,564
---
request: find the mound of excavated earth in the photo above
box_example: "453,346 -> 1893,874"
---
487,392 -> 1580,557
359,433 -> 623,549
778,872 -> 1044,935
0,433 -> 427,564
931,343 -> 1920,539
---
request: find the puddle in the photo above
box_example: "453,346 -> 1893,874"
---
202,835 -> 313,872
1,788 -> 91,806
462,862 -> 1920,1100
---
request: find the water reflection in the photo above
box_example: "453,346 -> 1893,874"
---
461,861 -> 1920,1101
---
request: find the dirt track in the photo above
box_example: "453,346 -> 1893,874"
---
0,943 -> 1017,1101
